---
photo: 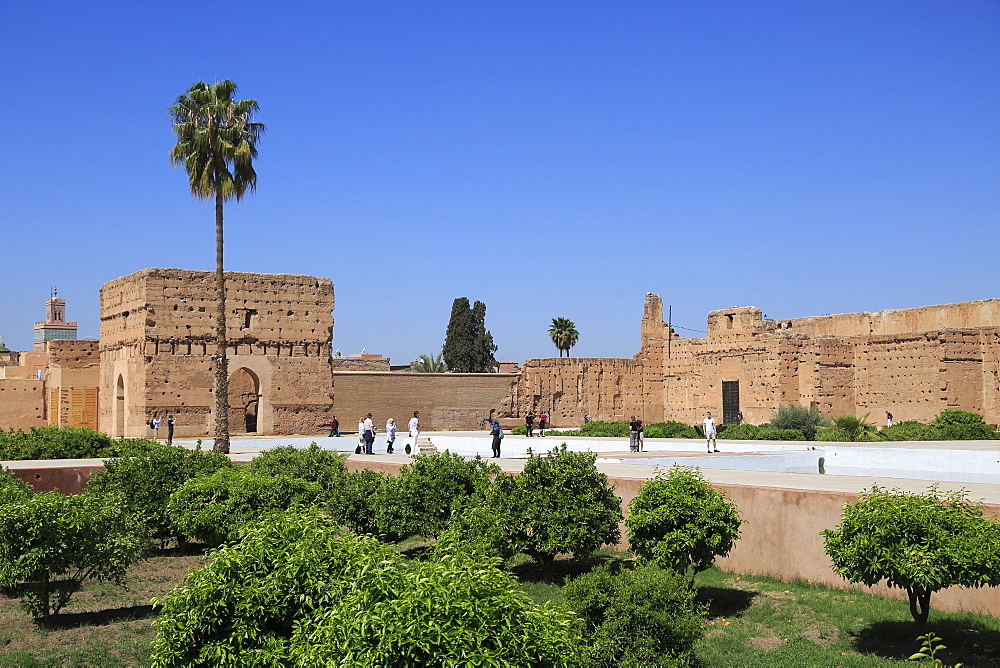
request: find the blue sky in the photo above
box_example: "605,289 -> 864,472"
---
1,1 -> 997,363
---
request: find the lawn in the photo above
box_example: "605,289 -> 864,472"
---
2,548 -> 998,666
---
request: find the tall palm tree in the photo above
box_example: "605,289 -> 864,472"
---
169,80 -> 264,454
548,317 -> 580,357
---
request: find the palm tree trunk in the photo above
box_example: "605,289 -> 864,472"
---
214,187 -> 231,454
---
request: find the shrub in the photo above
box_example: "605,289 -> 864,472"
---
0,426 -> 162,461
509,445 -> 622,564
246,442 -> 348,493
580,421 -> 631,438
167,467 -> 324,546
769,403 -> 828,440
0,426 -> 112,460
0,466 -> 33,505
370,451 -> 499,542
932,409 -> 988,426
0,491 -> 145,618
438,475 -> 523,562
327,467 -> 390,536
880,420 -> 941,441
151,510 -> 584,667
294,549 -> 585,666
564,563 -> 706,666
720,423 -> 805,440
444,445 -> 623,565
815,425 -> 850,442
643,421 -> 699,439
930,411 -> 999,440
88,442 -> 233,547
511,425 -> 527,435
626,466 -> 742,574
822,485 -> 1000,625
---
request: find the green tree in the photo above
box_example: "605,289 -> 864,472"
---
371,451 -> 499,542
441,297 -> 497,373
0,466 -> 33,505
409,352 -> 448,372
822,485 -> 1000,626
769,403 -> 829,440
626,466 -> 742,574
151,510 -> 584,667
169,80 -> 264,454
246,442 -> 347,494
88,442 -> 233,549
450,444 -> 622,565
167,467 -> 323,546
564,563 -> 706,666
548,317 -> 580,357
0,491 -> 146,618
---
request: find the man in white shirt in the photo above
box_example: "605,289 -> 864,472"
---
363,413 -> 375,454
704,411 -> 719,453
408,411 -> 420,455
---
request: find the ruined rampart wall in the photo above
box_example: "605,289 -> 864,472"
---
332,372 -> 518,431
506,357 -> 660,425
503,295 -> 1000,425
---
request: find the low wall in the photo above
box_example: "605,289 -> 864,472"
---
9,462 -> 105,493
332,372 -> 518,431
609,476 -> 1000,617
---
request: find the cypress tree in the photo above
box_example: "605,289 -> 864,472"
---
442,298 -> 498,373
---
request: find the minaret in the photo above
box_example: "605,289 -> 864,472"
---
33,286 -> 77,351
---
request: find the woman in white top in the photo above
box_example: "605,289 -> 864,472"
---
385,418 -> 396,454
407,411 -> 420,455
357,417 -> 365,453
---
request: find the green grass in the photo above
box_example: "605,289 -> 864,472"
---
511,552 -> 999,666
693,568 -> 1000,666
3,547 -> 998,666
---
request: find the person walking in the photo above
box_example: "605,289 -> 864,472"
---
538,411 -> 547,437
151,416 -> 161,440
525,412 -> 535,437
885,411 -> 893,428
328,416 -> 340,437
407,410 -> 420,455
629,416 -> 640,452
363,413 -> 376,455
385,417 -> 396,454
636,416 -> 644,452
490,417 -> 503,458
704,411 -> 719,453
166,416 -> 175,445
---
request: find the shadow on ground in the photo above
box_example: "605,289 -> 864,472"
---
696,585 -> 758,619
512,555 -> 632,586
854,619 -> 1000,666
36,604 -> 158,630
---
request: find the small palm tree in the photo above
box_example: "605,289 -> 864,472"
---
833,413 -> 873,441
410,353 -> 448,373
169,80 -> 264,453
548,317 -> 580,357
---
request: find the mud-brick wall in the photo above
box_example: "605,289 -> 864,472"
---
0,378 -> 46,430
507,358 -> 653,425
331,372 -> 518,431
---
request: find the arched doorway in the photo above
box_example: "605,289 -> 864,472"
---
115,375 -> 125,436
228,368 -> 261,434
